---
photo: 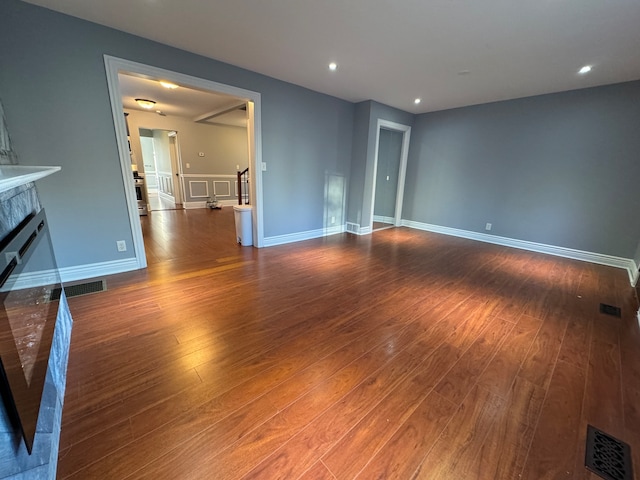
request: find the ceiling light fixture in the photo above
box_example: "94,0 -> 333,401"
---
135,98 -> 156,109
578,65 -> 592,74
414,98 -> 421,105
328,62 -> 338,71
160,81 -> 179,89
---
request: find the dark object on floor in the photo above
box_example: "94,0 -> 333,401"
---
585,425 -> 633,480
51,279 -> 107,300
599,303 -> 622,318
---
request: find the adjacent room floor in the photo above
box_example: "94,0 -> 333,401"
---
57,209 -> 640,479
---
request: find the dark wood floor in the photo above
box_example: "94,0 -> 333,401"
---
57,208 -> 640,479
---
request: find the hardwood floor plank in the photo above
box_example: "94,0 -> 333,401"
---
434,317 -> 514,405
321,343 -> 462,479
297,461 -> 337,480
53,209 -> 639,479
475,376 -> 546,479
573,335 -> 624,480
239,348 -> 422,480
477,314 -> 543,398
353,391 -> 457,480
124,341 -> 401,480
520,359 -> 586,480
411,384 -> 505,479
518,311 -> 569,389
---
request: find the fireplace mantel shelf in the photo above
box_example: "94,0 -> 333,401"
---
0,165 -> 61,194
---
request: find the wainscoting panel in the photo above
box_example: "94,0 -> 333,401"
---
188,180 -> 209,199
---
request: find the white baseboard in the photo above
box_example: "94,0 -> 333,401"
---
10,258 -> 141,288
158,191 -> 175,203
346,222 -> 372,235
264,225 -> 345,247
59,258 -> 141,283
183,199 -> 239,209
632,262 -> 639,287
402,220 -> 637,284
183,201 -> 207,209
373,215 -> 395,224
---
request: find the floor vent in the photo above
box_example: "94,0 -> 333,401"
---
51,279 -> 107,300
585,425 -> 633,480
599,303 -> 622,318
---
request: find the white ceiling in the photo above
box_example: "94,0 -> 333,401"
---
118,73 -> 247,127
25,0 -> 640,113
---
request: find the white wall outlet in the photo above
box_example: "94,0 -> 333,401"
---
198,152 -> 205,157
186,163 -> 190,169
261,162 -> 267,171
331,216 -> 336,224
485,223 -> 492,231
116,240 -> 127,252
386,175 -> 390,181
236,164 -> 240,170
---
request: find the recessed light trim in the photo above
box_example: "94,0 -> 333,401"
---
159,81 -> 179,89
135,98 -> 156,109
328,62 -> 338,71
578,65 -> 592,74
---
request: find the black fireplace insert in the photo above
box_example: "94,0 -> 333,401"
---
0,208 -> 61,453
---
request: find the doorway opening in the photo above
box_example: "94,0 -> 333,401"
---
139,129 -> 183,211
104,56 -> 264,269
370,120 -> 411,232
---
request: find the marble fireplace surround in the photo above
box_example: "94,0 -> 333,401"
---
0,182 -> 73,480
1,101 -> 72,479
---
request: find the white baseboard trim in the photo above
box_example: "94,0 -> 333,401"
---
183,201 -> 207,209
159,191 -> 176,203
183,199 -> 240,209
373,215 -> 395,224
59,258 -> 141,283
631,262 -> 639,287
264,225 -> 345,247
10,258 -> 141,288
345,222 -> 373,235
402,220 -> 637,284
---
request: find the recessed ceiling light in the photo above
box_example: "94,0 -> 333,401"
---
578,65 -> 592,74
414,98 -> 421,105
159,81 -> 179,89
135,98 -> 156,109
457,70 -> 471,75
328,62 -> 338,71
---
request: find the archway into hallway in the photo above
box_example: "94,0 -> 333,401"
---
104,56 -> 264,269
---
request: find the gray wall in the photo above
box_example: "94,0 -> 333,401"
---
403,81 -> 640,258
0,0 -> 354,267
347,101 -> 414,228
126,110 -> 249,176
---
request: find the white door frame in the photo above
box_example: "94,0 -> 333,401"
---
104,55 -> 265,269
369,119 -> 411,230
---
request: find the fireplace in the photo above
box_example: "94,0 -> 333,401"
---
0,208 -> 61,454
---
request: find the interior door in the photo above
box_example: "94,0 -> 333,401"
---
168,133 -> 183,205
373,128 -> 403,228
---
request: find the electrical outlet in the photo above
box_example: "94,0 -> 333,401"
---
236,164 -> 240,170
116,240 -> 127,252
186,163 -> 190,169
485,223 -> 492,231
262,162 -> 267,171
331,216 -> 335,224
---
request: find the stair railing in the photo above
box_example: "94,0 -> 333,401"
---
237,167 -> 249,205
